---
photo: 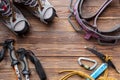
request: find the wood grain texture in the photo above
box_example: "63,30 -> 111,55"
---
0,0 -> 120,80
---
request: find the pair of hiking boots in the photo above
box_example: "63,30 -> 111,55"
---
0,0 -> 57,35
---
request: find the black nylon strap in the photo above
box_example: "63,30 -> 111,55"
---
0,40 -> 11,62
17,48 -> 47,80
0,48 -> 6,62
26,50 -> 47,80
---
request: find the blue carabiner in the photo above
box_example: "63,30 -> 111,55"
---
86,63 -> 108,80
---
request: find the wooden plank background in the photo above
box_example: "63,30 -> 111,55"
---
0,0 -> 120,80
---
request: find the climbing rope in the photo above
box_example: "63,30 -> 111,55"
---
58,70 -> 94,80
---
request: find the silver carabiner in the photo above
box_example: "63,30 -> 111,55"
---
78,57 -> 97,70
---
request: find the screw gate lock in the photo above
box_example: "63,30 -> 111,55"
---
78,57 -> 98,70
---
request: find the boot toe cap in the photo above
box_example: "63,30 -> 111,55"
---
14,21 -> 29,35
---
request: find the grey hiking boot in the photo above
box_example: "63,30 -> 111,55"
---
14,0 -> 57,24
0,0 -> 30,35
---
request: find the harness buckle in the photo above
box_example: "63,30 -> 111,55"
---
98,39 -> 118,45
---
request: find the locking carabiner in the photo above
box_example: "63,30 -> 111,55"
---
78,57 -> 98,70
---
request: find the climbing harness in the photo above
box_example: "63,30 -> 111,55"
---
68,0 -> 120,45
16,48 -> 47,80
0,0 -> 30,35
78,57 -> 97,70
13,0 -> 57,24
